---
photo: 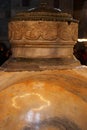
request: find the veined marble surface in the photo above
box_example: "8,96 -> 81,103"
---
0,66 -> 87,130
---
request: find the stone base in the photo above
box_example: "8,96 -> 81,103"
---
12,44 -> 74,58
1,57 -> 80,71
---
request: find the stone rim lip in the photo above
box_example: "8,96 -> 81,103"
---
11,7 -> 78,23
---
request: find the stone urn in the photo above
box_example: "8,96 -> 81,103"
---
0,2 -> 87,130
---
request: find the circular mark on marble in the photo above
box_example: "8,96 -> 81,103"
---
23,117 -> 81,130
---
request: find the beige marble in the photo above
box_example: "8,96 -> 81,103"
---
0,66 -> 87,130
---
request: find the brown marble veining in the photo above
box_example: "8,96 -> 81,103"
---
0,1 -> 86,130
0,66 -> 87,130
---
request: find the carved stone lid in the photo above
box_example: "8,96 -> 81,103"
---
11,6 -> 78,22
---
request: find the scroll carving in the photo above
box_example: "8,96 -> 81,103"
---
40,22 -> 58,40
9,22 -> 23,40
25,22 -> 41,40
57,23 -> 72,41
72,24 -> 78,41
25,22 -> 58,40
9,21 -> 78,43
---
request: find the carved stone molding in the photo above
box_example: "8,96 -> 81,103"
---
9,21 -> 78,42
8,20 -> 78,58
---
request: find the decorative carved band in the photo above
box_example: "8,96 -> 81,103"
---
9,21 -> 78,43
